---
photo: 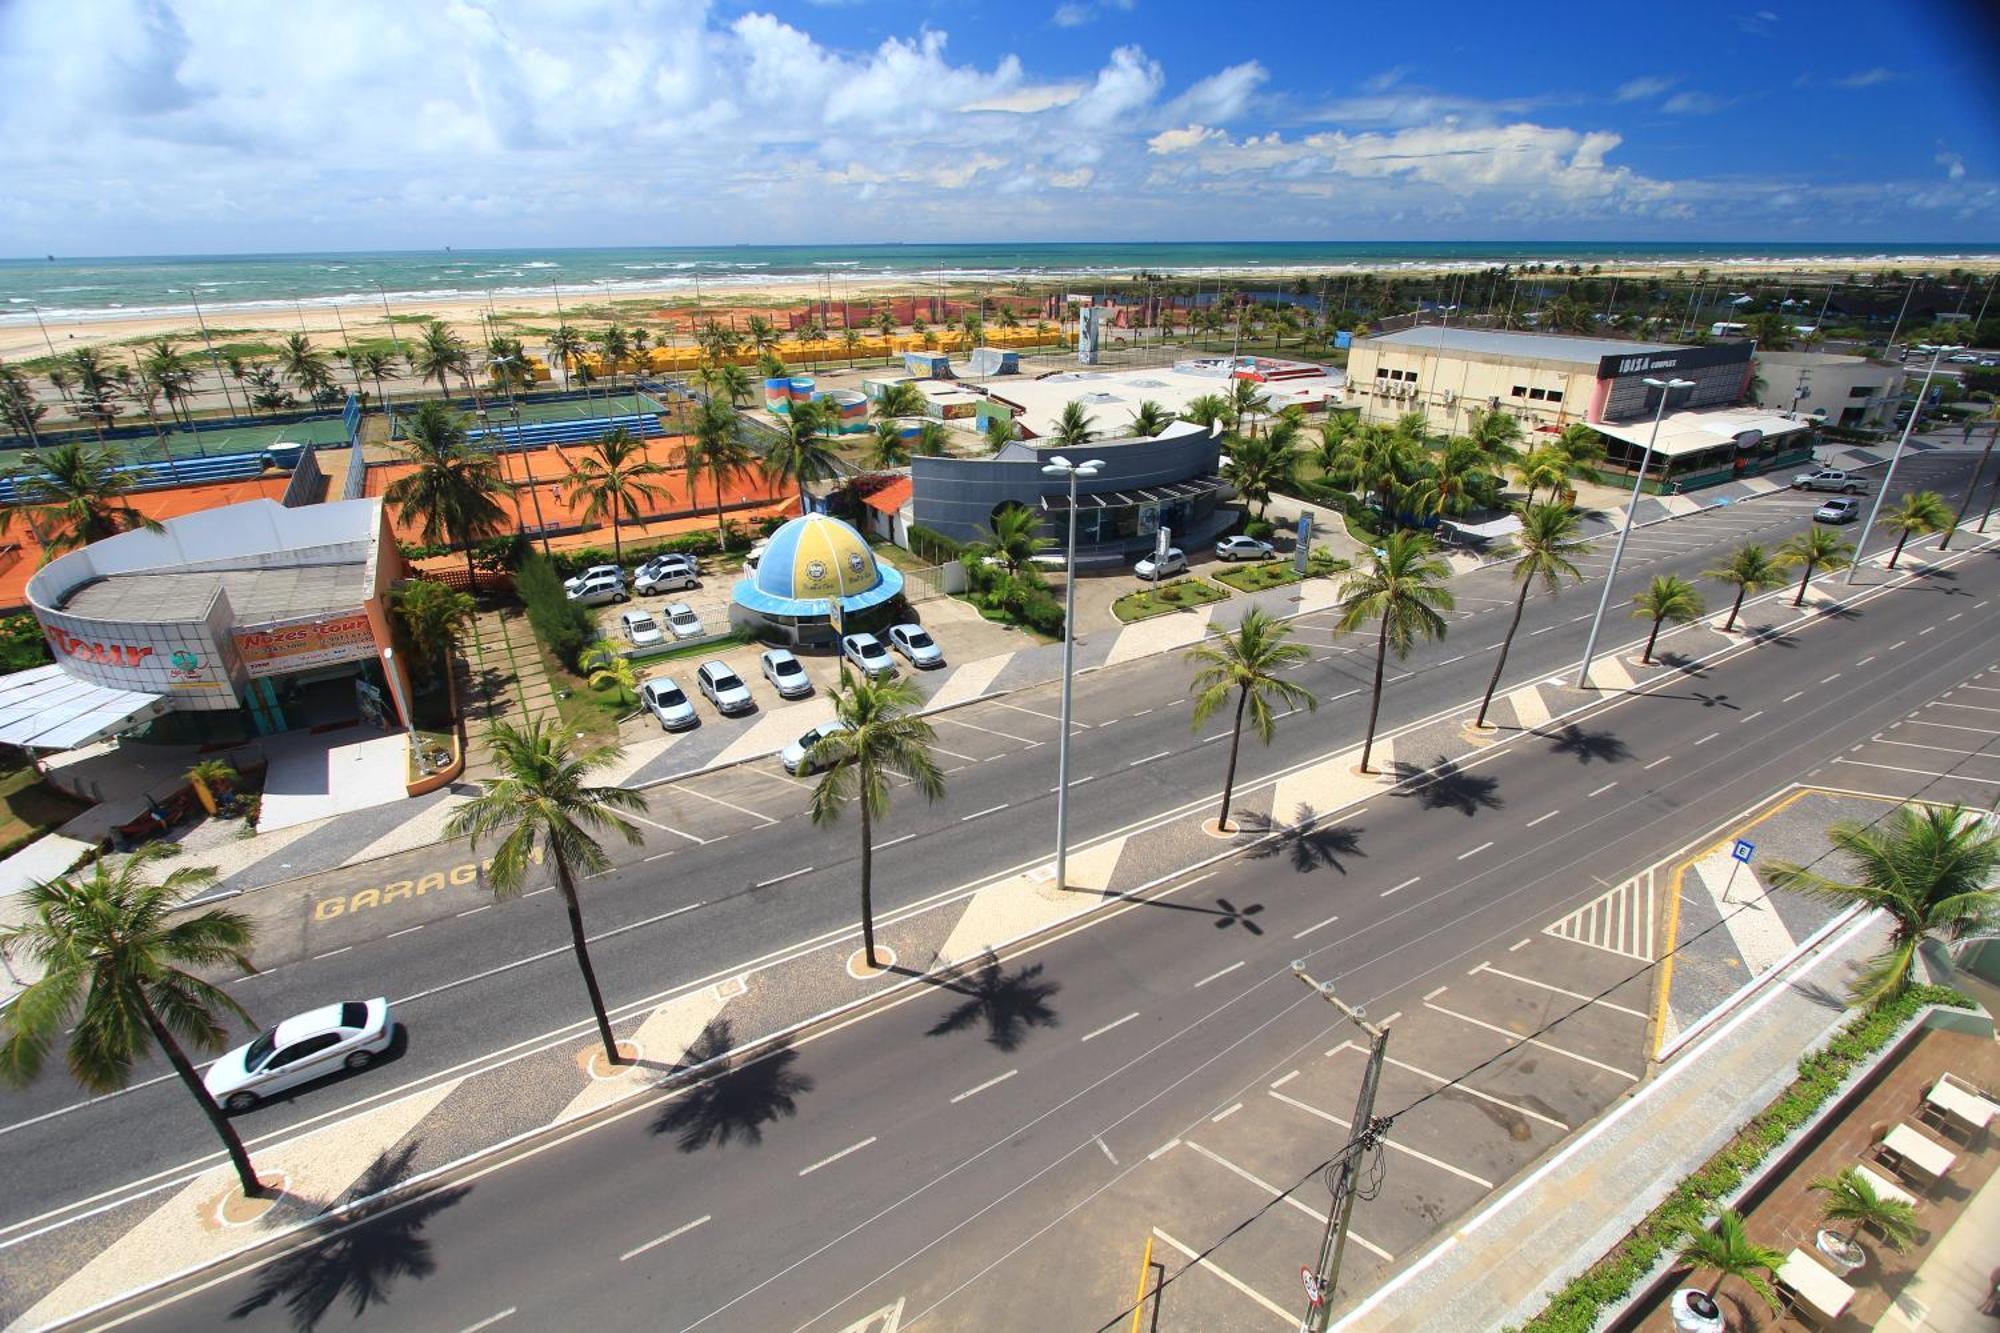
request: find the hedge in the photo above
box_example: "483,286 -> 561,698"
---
1514,983 -> 1974,1333
516,552 -> 595,671
907,523 -> 964,565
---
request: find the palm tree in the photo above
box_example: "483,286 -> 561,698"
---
581,642 -> 639,709
983,414 -> 1018,452
1229,379 -> 1272,438
391,577 -> 475,685
1810,1168 -> 1918,1255
1309,413 -> 1357,479
1513,445 -> 1571,509
0,843 -> 266,1196
1878,490 -> 1953,569
1337,531 -> 1454,773
409,320 -> 468,399
843,328 -> 863,368
547,324 -> 586,392
595,324 -> 632,400
1051,401 -> 1096,449
1676,1210 -> 1783,1314
1129,400 -> 1171,439
970,504 -> 1052,575
767,399 -> 842,515
0,361 -> 46,443
184,758 -> 238,815
564,427 -> 670,565
1776,527 -> 1855,606
1475,504 -> 1588,728
1463,407 -> 1525,468
1186,609 -> 1315,832
866,420 -> 910,469
910,421 -> 951,457
139,339 -> 198,426
444,718 -> 649,1065
873,381 -> 925,423
1768,804 -> 1999,1006
744,315 -> 780,359
64,347 -> 122,439
383,399 -> 513,588
2,441 -> 162,554
806,675 -> 946,969
1181,393 -> 1232,431
1705,543 -> 1787,632
1223,433 -> 1296,520
1331,424 -> 1422,524
278,333 -> 333,402
683,398 -> 754,541
716,362 -> 754,408
353,348 -> 399,421
1630,575 -> 1705,665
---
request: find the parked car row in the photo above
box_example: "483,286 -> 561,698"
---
564,553 -> 706,607
634,627 -> 945,732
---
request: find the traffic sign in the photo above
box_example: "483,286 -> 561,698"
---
1732,838 -> 1755,864
1301,1267 -> 1324,1306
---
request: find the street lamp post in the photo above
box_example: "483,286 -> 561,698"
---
1291,963 -> 1390,1332
1847,344 -> 1960,581
1042,454 -> 1103,890
1576,376 -> 1695,688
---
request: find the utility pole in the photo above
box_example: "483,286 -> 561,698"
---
1292,962 -> 1390,1332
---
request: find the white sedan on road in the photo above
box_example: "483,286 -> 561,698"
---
204,999 -> 395,1112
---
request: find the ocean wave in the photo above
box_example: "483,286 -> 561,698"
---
520,261 -> 560,269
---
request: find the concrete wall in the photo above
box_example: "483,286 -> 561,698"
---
1346,340 -> 1602,434
1753,350 -> 1907,428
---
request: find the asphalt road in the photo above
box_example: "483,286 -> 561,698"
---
0,448 -> 1984,1241
93,484 -> 2000,1332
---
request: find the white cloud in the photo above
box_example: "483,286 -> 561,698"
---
962,83 -> 1085,114
1836,68 -> 1896,88
1361,66 -> 1408,94
1068,45 -> 1163,128
1662,91 -> 1725,114
1937,149 -> 1966,181
1164,61 -> 1266,125
1615,75 -> 1676,102
1052,3 -> 1091,26
1147,124 -> 1223,154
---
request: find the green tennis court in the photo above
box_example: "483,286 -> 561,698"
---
504,391 -> 667,423
151,415 -> 352,460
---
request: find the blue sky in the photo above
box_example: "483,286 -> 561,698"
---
0,0 -> 1994,254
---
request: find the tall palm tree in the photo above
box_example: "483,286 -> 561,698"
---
843,328 -> 863,368
546,324 -> 586,392
1940,404 -> 1999,550
983,414 -> 1018,452
767,399 -> 842,515
1180,393 -> 1232,431
683,397 -> 755,541
383,400 -> 512,587
1331,424 -> 1422,524
353,348 -> 399,421
716,362 -> 754,408
1878,490 -> 1953,569
1630,575 -> 1705,665
1129,400 -> 1172,439
1705,542 -> 1787,632
1776,527 -> 1855,606
278,333 -> 333,401
596,324 -> 631,399
1229,379 -> 1272,438
970,504 -> 1052,574
873,381 -> 925,423
1676,1210 -> 1783,1314
743,315 -> 780,359
1769,804 -> 1999,1007
1186,608 -> 1315,832
65,347 -> 122,439
1337,530 -> 1454,773
1410,436 -> 1499,520
124,361 -> 180,478
390,577 -> 475,685
1475,504 -> 1588,728
445,720 -> 647,1065
581,641 -> 639,709
1051,401 -> 1096,449
2,441 -> 162,554
867,420 -> 910,469
1223,433 -> 1296,519
0,843 -> 265,1196
1810,1168 -> 1918,1255
806,675 -> 946,969
1309,413 -> 1357,479
1513,445 -> 1571,509
564,427 -> 670,564
0,361 -> 45,443
139,339 -> 198,426
408,320 -> 468,399
1463,407 -> 1525,469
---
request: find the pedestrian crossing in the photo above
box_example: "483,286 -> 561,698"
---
1544,873 -> 1656,960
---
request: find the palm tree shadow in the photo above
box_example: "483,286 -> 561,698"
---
1389,757 -> 1504,816
1128,894 -> 1268,935
1539,724 -> 1632,765
1250,805 -> 1366,874
651,1019 -> 813,1153
923,953 -> 1062,1052
228,1144 -> 469,1331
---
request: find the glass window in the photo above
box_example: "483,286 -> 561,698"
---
1546,389 -> 1563,402
1512,385 -> 1526,397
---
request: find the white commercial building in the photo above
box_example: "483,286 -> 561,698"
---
1750,350 -> 1906,429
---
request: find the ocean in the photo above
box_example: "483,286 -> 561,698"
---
4,242 -> 1996,327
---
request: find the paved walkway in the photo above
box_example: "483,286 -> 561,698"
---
460,605 -> 559,782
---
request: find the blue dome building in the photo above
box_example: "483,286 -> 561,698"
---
729,513 -> 905,648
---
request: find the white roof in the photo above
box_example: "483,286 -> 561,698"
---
1590,408 -> 1812,460
1363,326 -> 1683,367
1441,514 -> 1523,541
988,361 -> 1344,438
0,664 -> 168,751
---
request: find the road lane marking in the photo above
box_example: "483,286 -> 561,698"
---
1642,755 -> 1672,770
386,926 -> 424,940
1182,1141 -> 1393,1261
1292,913 -> 1341,939
620,1214 -> 712,1262
1819,673 -> 1841,685
1096,1136 -> 1118,1164
1473,964 -> 1650,1019
1834,759 -> 1999,784
390,901 -> 705,1007
754,867 -> 814,889
643,852 -> 676,863
1587,781 -> 1619,798
652,822 -> 710,845
1508,938 -> 1532,952
877,833 -> 917,849
1081,1012 -> 1140,1043
1146,1139 -> 1180,1161
524,886 -> 557,896
313,947 -> 352,960
1783,690 -> 1806,702
1381,876 -> 1421,897
1269,1090 -> 1493,1188
1889,640 -> 1908,650
1856,655 -> 1876,666
1740,710 -> 1764,724
949,1069 -> 1018,1105
1210,1103 -> 1243,1123
459,1310 -> 517,1333
1194,961 -> 1245,989
1129,750 -> 1172,767
1326,688 -> 1360,702
1424,1001 -> 1640,1080
1456,842 -> 1494,860
1049,774 -> 1098,793
1524,810 -> 1559,828
456,906 -> 491,918
1149,1227 -> 1295,1325
799,1136 -> 878,1177
959,804 -> 1009,823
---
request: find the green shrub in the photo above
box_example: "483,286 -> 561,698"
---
1243,518 -> 1276,542
516,552 -> 595,670
908,523 -> 964,565
0,614 -> 51,672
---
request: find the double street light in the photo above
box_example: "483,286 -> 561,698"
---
1846,343 -> 1961,582
1576,376 -> 1695,688
1042,454 -> 1103,890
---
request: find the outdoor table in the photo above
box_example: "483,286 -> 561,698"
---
1777,1248 -> 1855,1326
1926,1077 -> 1997,1137
1851,1162 -> 1919,1210
1882,1122 -> 1957,1183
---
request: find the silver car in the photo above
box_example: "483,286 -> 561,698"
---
696,660 -> 754,715
887,623 -> 944,669
203,999 -> 394,1112
641,677 -> 698,730
663,602 -> 705,640
761,648 -> 814,699
780,720 -> 848,775
841,633 -> 896,679
1215,535 -> 1275,561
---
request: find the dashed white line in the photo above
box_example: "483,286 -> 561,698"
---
643,851 -> 676,863
1920,626 -> 1936,636
524,886 -> 557,897
1889,640 -> 1908,651
877,833 -> 917,850
313,946 -> 352,960
799,1136 -> 878,1177
1524,810 -> 1560,828
619,1214 -> 712,1262
1819,673 -> 1841,685
1210,1103 -> 1243,1124
1146,1138 -> 1181,1161
1508,938 -> 1532,952
1081,1011 -> 1140,1043
1856,655 -> 1877,667
1782,690 -> 1806,703
1587,781 -> 1619,798
1457,841 -> 1494,860
1326,688 -> 1361,702
1530,625 -> 1557,635
459,1310 -> 517,1333
949,1069 -> 1018,1105
1437,654 -> 1466,666
753,867 -> 814,889
456,905 -> 491,918
959,803 -> 1009,823
1642,755 -> 1672,770
1194,961 -> 1246,989
1380,876 -> 1421,898
1128,750 -> 1172,768
1694,731 -> 1720,746
1292,912 -> 1342,940
386,926 -> 424,940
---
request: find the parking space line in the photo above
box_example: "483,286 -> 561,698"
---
1334,1043 -> 1569,1131
1932,701 -> 2000,713
1876,738 -> 1995,757
619,1214 -> 711,1262
1150,1227 -> 1295,1327
1081,1011 -> 1140,1043
1473,963 -> 1649,1019
1269,1090 -> 1494,1188
1183,1141 -> 1394,1261
1210,1103 -> 1243,1123
928,742 -> 981,762
949,1069 -> 1018,1104
1292,913 -> 1341,940
1195,961 -> 1246,989
1902,718 -> 1997,734
1425,1002 -> 1639,1080
677,784 -> 780,826
938,715 -> 1041,746
1834,759 -> 1999,784
1423,985 -> 1449,1001
1147,1139 -> 1181,1161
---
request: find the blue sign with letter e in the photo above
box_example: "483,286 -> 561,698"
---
1732,839 -> 1755,864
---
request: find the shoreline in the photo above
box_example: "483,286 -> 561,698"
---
6,256 -> 1996,365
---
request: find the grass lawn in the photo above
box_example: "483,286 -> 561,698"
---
0,763 -> 92,859
537,642 -> 631,743
1213,552 -> 1350,593
1112,577 -> 1232,624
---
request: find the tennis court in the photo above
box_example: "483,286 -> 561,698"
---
151,414 -> 353,460
505,391 -> 667,424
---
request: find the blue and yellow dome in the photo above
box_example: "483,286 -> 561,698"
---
732,513 -> 904,619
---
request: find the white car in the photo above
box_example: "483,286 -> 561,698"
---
619,610 -> 664,646
1947,353 -> 1978,364
663,602 -> 705,640
1215,535 -> 1275,562
841,632 -> 895,679
760,647 -> 814,699
780,720 -> 847,775
635,556 -> 698,595
887,623 -> 943,669
696,660 -> 754,715
1134,547 -> 1187,580
203,999 -> 394,1112
564,567 -> 628,606
641,677 -> 698,730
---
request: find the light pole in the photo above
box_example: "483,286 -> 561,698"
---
1042,454 -> 1102,890
1291,962 -> 1390,1332
1576,376 -> 1695,688
1847,343 -> 1960,582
